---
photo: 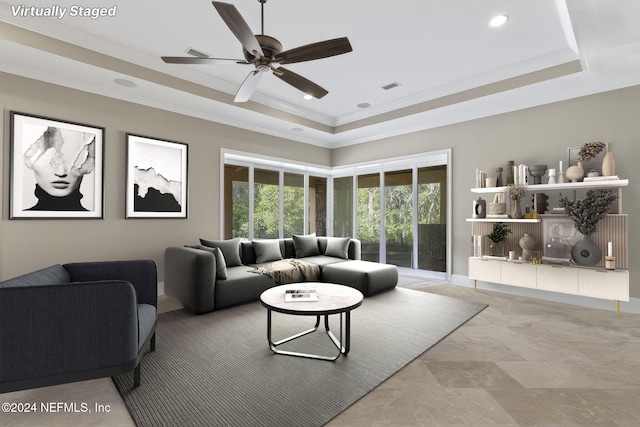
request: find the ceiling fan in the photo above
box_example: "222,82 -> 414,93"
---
162,0 -> 353,102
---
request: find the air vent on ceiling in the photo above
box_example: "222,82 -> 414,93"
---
186,47 -> 210,58
381,81 -> 401,91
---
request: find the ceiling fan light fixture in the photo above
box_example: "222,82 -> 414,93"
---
303,94 -> 313,100
489,14 -> 509,28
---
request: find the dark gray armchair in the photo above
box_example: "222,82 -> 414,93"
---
0,260 -> 158,393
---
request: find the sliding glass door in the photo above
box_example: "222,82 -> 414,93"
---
223,149 -> 450,277
357,173 -> 381,262
333,176 -> 353,238
417,166 -> 446,272
254,169 -> 280,239
384,169 -> 413,267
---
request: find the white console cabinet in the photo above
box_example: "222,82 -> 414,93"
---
468,257 -> 629,313
468,179 -> 629,314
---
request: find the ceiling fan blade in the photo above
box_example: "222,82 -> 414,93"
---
273,67 -> 328,99
235,69 -> 263,102
274,37 -> 352,64
162,56 -> 247,64
212,1 -> 264,58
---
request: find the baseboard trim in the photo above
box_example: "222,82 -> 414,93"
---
451,274 -> 640,314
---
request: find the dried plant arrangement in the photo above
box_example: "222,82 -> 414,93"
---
559,189 -> 617,235
505,183 -> 527,201
578,141 -> 606,162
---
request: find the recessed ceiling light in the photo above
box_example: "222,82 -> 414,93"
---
114,78 -> 137,87
489,14 -> 509,28
292,127 -> 304,132
303,94 -> 313,100
357,102 -> 371,109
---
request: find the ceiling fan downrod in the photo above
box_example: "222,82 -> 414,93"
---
258,0 -> 267,36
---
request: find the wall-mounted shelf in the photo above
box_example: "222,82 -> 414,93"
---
468,177 -> 629,314
466,218 -> 540,223
471,179 -> 628,194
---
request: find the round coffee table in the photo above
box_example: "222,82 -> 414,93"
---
259,282 -> 364,361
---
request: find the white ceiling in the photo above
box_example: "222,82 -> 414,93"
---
1,0 -> 640,148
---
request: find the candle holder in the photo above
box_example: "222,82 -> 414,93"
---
605,256 -> 616,270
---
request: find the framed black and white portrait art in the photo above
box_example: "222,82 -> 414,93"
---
126,134 -> 188,218
10,112 -> 104,219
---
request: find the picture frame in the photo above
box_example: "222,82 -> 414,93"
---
542,216 -> 581,262
10,111 -> 104,219
126,133 -> 188,218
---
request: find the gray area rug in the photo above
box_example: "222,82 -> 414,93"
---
113,287 -> 487,427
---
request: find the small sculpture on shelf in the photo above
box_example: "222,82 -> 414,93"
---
487,222 -> 512,257
505,161 -> 514,185
496,167 -> 503,187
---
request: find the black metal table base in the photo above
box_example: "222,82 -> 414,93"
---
266,310 -> 351,361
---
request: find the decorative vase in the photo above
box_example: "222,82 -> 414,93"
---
546,237 -> 568,259
489,241 -> 505,257
529,165 -> 547,185
519,233 -> 537,261
510,198 -> 523,219
565,161 -> 584,182
472,197 -> 486,219
602,152 -> 615,176
571,234 -> 601,266
496,167 -> 503,187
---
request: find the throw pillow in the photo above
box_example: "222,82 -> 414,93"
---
200,237 -> 242,267
324,236 -> 351,259
194,245 -> 227,280
292,233 -> 320,258
253,240 -> 284,264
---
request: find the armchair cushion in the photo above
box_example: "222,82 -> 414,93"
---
0,264 -> 69,288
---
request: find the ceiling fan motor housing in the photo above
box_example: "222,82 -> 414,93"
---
244,34 -> 282,62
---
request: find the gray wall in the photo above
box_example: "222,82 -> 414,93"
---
333,85 -> 640,296
0,72 -> 331,280
2,71 -> 638,298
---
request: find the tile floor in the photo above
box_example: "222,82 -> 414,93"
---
328,284 -> 640,427
2,282 -> 640,426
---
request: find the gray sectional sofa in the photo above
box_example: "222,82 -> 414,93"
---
165,234 -> 398,314
0,260 -> 158,393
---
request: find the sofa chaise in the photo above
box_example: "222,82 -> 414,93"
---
0,260 -> 158,394
165,234 -> 398,314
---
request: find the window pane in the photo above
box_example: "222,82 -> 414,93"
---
357,173 -> 380,262
254,169 -> 280,239
224,165 -> 248,239
418,165 -> 446,272
333,176 -> 353,237
385,169 -> 413,267
284,173 -> 304,237
308,176 -> 327,236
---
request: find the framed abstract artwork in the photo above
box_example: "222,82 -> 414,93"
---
10,111 -> 104,219
126,134 -> 188,218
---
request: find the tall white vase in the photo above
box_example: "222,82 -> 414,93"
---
602,152 -> 615,176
